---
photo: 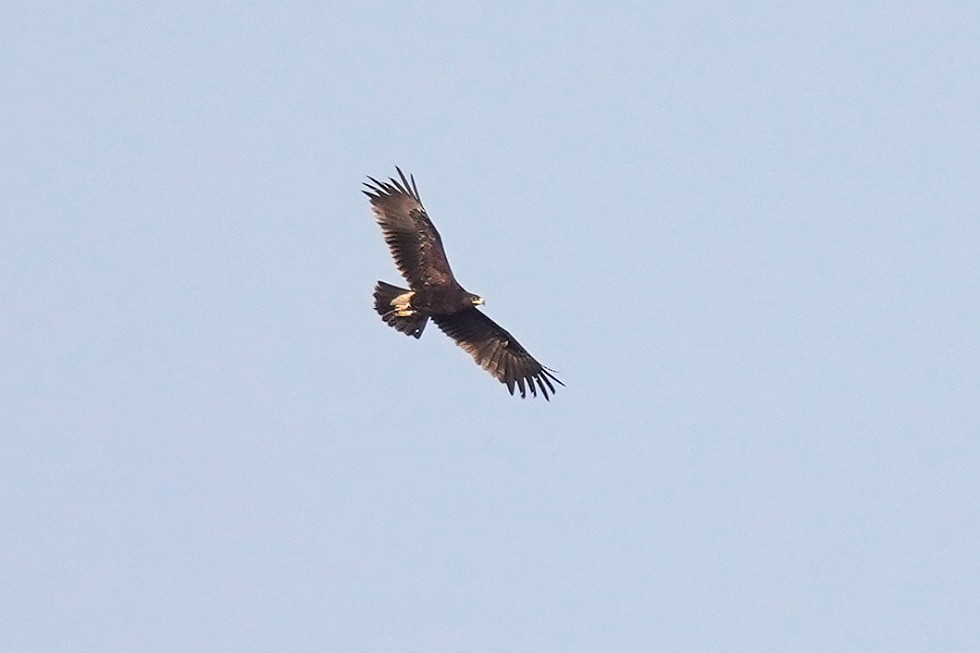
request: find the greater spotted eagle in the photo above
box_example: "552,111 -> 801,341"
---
365,168 -> 562,400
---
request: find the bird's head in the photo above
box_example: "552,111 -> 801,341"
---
469,294 -> 485,307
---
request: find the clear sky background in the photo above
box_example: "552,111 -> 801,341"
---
3,2 -> 979,651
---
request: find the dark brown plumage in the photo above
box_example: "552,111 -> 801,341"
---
365,168 -> 563,399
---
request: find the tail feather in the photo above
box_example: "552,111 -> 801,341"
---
373,281 -> 427,338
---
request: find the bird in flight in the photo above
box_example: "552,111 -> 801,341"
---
365,168 -> 563,399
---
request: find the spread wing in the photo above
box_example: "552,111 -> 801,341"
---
432,308 -> 564,400
363,168 -> 456,289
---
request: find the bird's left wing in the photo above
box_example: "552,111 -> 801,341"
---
363,168 -> 456,289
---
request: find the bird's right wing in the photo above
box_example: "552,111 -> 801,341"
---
432,308 -> 563,400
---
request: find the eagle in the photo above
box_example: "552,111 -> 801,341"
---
365,168 -> 563,400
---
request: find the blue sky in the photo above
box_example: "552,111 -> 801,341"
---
3,2 -> 979,651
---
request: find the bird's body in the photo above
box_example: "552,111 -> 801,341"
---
365,168 -> 562,399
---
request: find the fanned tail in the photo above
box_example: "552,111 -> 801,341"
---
373,281 -> 427,338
